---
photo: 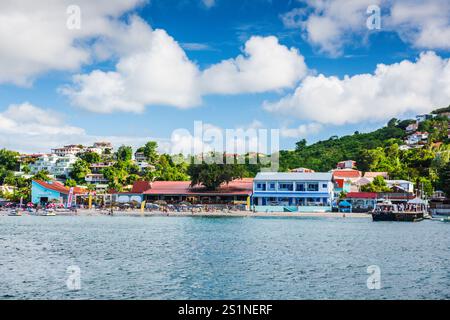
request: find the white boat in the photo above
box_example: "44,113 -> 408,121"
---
41,210 -> 56,216
8,209 -> 23,216
372,199 -> 425,222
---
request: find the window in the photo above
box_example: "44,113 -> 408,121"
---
268,183 -> 276,191
256,183 -> 266,191
279,183 -> 293,191
307,183 -> 319,192
296,183 -> 305,191
322,184 -> 328,189
279,198 -> 290,204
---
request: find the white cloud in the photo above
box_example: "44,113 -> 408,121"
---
200,36 -> 308,95
0,1 -> 308,112
62,16 -> 201,113
0,103 -> 164,153
0,0 -> 144,86
281,0 -> 377,56
280,123 -> 322,138
281,0 -> 450,56
264,51 -> 450,125
389,0 -> 450,50
63,33 -> 308,113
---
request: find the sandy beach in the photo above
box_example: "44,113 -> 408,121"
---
70,209 -> 371,219
0,208 -> 371,218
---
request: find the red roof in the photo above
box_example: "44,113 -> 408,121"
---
345,192 -> 377,199
131,181 -> 152,193
34,180 -> 87,195
143,178 -> 253,196
332,169 -> 362,179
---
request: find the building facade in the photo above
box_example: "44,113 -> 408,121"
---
336,160 -> 356,170
31,180 -> 86,205
29,154 -> 77,177
143,179 -> 253,205
386,180 -> 414,193
252,172 -> 334,212
344,192 -> 377,212
51,145 -> 82,157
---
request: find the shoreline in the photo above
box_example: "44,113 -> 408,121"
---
1,209 -> 370,219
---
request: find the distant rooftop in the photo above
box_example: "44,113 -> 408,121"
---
254,172 -> 332,181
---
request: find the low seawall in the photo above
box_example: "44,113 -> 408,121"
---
254,205 -> 332,213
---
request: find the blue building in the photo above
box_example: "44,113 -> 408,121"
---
31,180 -> 84,205
252,172 -> 335,212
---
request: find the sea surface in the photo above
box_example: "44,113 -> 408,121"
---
0,215 -> 449,300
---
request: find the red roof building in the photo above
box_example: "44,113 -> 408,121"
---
33,180 -> 87,195
32,180 -> 88,205
345,192 -> 378,199
143,178 -> 253,196
142,178 -> 253,204
332,169 -> 362,179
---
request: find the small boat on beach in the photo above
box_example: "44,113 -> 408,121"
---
372,200 -> 425,222
7,209 -> 23,216
40,210 -> 56,216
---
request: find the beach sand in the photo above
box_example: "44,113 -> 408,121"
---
73,210 -> 370,219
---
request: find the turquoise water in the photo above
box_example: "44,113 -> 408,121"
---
0,215 -> 449,300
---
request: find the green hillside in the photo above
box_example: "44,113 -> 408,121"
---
279,123 -> 408,172
279,112 -> 450,196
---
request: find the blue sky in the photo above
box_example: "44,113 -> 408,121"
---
0,0 -> 449,153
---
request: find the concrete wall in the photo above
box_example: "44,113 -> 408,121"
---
254,205 -> 332,213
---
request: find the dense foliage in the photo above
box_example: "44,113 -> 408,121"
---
278,115 -> 450,196
279,123 -> 407,172
188,153 -> 245,190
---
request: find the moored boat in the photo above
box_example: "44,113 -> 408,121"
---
372,200 -> 425,222
40,210 -> 56,216
7,209 -> 23,216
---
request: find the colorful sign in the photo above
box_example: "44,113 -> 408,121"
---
67,187 -> 74,208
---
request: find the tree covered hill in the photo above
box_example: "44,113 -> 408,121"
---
279,122 -> 408,172
278,110 -> 450,196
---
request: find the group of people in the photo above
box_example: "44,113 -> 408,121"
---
397,203 -> 424,212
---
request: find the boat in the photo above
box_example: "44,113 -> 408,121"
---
7,209 -> 23,216
440,217 -> 450,223
41,210 -> 56,216
372,200 -> 425,222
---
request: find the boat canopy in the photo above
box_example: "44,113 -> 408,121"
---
408,198 -> 427,205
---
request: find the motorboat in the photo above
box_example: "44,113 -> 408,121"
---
372,200 -> 424,222
7,209 -> 23,216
